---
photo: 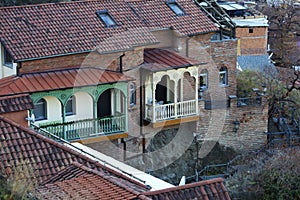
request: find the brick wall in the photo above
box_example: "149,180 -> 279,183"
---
2,110 -> 29,127
236,27 -> 268,55
20,51 -> 123,73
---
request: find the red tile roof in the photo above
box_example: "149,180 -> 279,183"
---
0,116 -> 148,193
142,178 -> 231,200
0,116 -> 231,199
142,48 -> 203,71
0,94 -> 33,114
0,1 -> 157,61
35,162 -> 143,200
0,0 -> 217,62
127,0 -> 219,36
0,67 -> 133,96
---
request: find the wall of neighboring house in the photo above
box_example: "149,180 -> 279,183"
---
2,110 -> 29,127
19,51 -> 123,74
236,26 -> 268,55
65,92 -> 94,122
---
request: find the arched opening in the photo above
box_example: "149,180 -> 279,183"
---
97,88 -> 125,118
155,75 -> 175,104
98,89 -> 112,118
182,72 -> 196,101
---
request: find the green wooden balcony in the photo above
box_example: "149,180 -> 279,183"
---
37,115 -> 126,141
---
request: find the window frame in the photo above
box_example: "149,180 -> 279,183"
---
3,47 -> 13,68
130,82 -> 136,107
166,1 -> 186,16
199,70 -> 208,90
34,98 -> 47,121
65,96 -> 76,116
249,28 -> 254,33
219,67 -> 228,86
96,10 -> 117,28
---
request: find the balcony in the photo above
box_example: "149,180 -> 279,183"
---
37,115 -> 127,142
145,100 -> 199,128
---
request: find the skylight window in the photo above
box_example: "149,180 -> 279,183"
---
96,10 -> 117,27
167,1 -> 185,16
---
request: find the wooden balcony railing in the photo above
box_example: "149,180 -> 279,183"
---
37,115 -> 126,141
145,100 -> 197,122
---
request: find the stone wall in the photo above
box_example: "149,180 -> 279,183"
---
197,96 -> 268,153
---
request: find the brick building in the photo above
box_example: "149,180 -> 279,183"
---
0,0 -> 268,175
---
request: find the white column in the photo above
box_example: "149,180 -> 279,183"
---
152,74 -> 156,122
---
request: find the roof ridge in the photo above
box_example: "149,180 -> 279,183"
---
0,0 -> 101,10
142,178 -> 225,195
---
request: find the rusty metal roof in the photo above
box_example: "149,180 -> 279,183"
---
142,48 -> 202,72
0,67 -> 133,96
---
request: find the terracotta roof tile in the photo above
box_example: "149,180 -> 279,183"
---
0,94 -> 34,114
0,67 -> 133,96
127,0 -> 218,36
0,0 -> 217,61
35,162 -> 142,199
142,48 -> 203,71
142,178 -> 231,200
0,116 -> 148,193
0,1 -> 157,61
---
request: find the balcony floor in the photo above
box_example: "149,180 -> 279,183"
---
71,132 -> 128,144
146,115 -> 200,128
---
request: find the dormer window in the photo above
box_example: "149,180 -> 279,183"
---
167,1 -> 185,16
96,10 -> 117,27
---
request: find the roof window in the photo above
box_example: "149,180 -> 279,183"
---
166,1 -> 185,16
96,10 -> 117,27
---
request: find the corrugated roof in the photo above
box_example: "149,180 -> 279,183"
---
142,48 -> 202,72
0,67 -> 133,96
0,1 -> 157,61
0,94 -> 33,114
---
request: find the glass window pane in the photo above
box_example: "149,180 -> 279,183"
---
34,99 -> 47,121
66,96 -> 76,116
168,2 -> 185,15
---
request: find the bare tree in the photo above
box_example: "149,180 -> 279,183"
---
259,0 -> 299,68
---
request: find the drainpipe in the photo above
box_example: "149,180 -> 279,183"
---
120,53 -> 125,73
186,36 -> 192,57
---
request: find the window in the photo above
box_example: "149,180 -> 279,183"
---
130,82 -> 136,107
219,67 -> 228,86
65,96 -> 76,116
166,1 -> 185,16
3,48 -> 13,68
96,10 -> 117,27
34,98 -> 47,121
249,28 -> 253,33
199,70 -> 208,89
